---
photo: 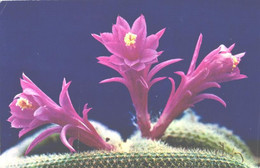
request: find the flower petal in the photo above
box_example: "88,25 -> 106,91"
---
100,77 -> 126,85
21,74 -> 58,108
193,93 -> 226,107
82,103 -> 92,123
124,58 -> 140,67
33,106 -> 52,121
116,16 -> 130,31
59,80 -> 78,115
10,118 -> 31,128
131,15 -> 146,37
141,49 -> 158,63
110,55 -> 125,65
91,34 -> 103,44
148,59 -> 182,80
104,42 -> 125,57
145,34 -> 159,50
25,126 -> 62,155
131,62 -> 146,71
60,124 -> 76,153
155,28 -> 166,39
100,33 -> 114,43
150,77 -> 167,87
187,34 -> 203,75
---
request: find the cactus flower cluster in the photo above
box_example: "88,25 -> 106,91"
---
8,15 -> 246,154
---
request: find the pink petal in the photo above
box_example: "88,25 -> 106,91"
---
20,75 -> 58,108
33,106 -> 52,121
100,77 -> 126,85
112,25 -> 118,38
193,93 -> 226,107
59,80 -> 78,115
141,49 -> 158,63
150,77 -> 167,87
82,103 -> 92,123
203,46 -> 222,61
91,34 -> 103,44
145,34 -> 159,50
131,62 -> 146,71
116,16 -> 130,31
131,15 -> 146,37
9,100 -> 34,119
168,77 -> 176,96
191,68 -> 209,81
11,118 -> 31,128
25,126 -> 62,155
124,58 -> 140,67
97,56 -> 121,73
22,73 -> 33,83
7,115 -> 15,122
148,59 -> 182,80
187,34 -> 203,75
23,88 -> 39,96
198,82 -> 221,92
60,124 -> 76,153
100,33 -> 114,43
81,106 -> 100,136
104,42 -> 125,57
19,119 -> 48,137
110,55 -> 125,65
155,28 -> 166,39
234,52 -> 246,59
228,74 -> 248,81
18,119 -> 48,138
114,24 -> 129,43
228,43 -> 235,51
174,71 -> 187,83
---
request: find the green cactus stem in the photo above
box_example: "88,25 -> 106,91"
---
1,112 -> 257,168
160,110 -> 255,165
3,148 -> 252,168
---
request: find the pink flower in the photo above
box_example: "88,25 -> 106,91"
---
92,15 -> 166,71
8,74 -> 113,155
93,15 -> 181,137
150,34 -> 247,139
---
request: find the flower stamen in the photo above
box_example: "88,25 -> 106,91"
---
16,97 -> 33,110
232,56 -> 239,69
124,32 -> 137,47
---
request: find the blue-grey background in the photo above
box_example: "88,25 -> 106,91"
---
0,1 -> 259,154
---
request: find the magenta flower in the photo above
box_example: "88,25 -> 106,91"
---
92,15 -> 166,71
8,74 -> 113,155
150,34 -> 247,139
93,15 -> 181,137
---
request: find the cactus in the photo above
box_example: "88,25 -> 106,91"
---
4,150 -> 252,168
160,110 -> 255,163
1,113 -> 257,168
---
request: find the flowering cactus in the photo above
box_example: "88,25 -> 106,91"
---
93,15 -> 181,137
8,74 -> 113,154
150,34 -> 247,139
8,15 -> 247,155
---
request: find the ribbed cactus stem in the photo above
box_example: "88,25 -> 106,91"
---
5,151 -> 251,168
1,112 -> 257,168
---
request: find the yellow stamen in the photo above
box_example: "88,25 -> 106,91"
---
124,32 -> 137,47
232,56 -> 239,69
16,97 -> 33,110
